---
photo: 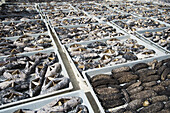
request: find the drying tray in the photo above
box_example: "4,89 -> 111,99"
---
42,9 -> 79,21
82,54 -> 170,113
152,15 -> 170,25
0,30 -> 58,58
0,13 -> 43,22
0,19 -> 49,38
0,48 -> 73,109
0,4 -> 40,16
38,2 -> 75,12
135,27 -> 170,53
0,4 -> 42,21
0,90 -> 93,113
111,17 -> 170,34
49,16 -> 100,28
97,13 -> 136,23
86,10 -> 120,17
62,34 -> 167,80
52,22 -> 128,47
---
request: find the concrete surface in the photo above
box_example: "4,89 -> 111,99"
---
51,29 -> 101,113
